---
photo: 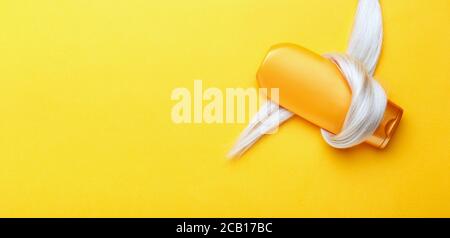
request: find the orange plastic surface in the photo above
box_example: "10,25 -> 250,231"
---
257,43 -> 403,148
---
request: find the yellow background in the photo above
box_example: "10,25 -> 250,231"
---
0,0 -> 449,217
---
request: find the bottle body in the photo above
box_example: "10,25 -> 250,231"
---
257,43 -> 402,148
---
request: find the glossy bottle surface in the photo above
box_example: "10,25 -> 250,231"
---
257,43 -> 403,148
